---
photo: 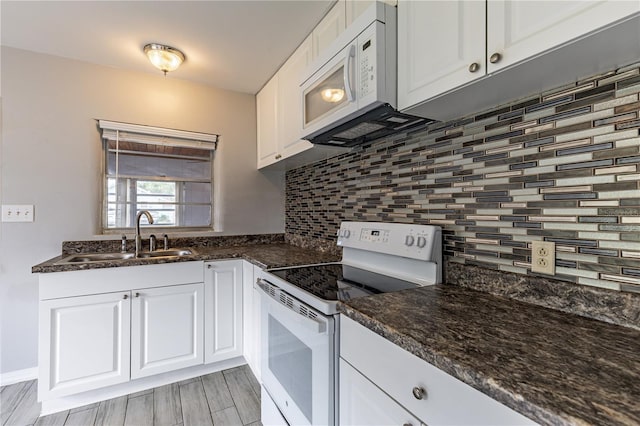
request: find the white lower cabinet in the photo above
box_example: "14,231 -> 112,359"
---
39,291 -> 131,399
131,283 -> 204,379
340,316 -> 536,425
204,260 -> 243,364
340,359 -> 421,426
38,261 -> 205,402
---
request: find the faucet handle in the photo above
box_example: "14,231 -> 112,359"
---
149,234 -> 157,252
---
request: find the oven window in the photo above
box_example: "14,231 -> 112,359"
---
268,315 -> 313,421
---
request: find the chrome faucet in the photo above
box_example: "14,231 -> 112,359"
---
135,210 -> 154,257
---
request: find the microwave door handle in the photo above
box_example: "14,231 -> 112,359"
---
343,44 -> 356,102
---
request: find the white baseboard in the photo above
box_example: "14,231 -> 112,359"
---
0,367 -> 38,386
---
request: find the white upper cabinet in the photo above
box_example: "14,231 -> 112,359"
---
399,0 -> 640,120
398,1 -> 486,110
312,0 -> 346,59
257,36 -> 314,169
346,0 -> 374,26
278,35 -> 313,159
256,75 -> 279,169
487,0 -> 640,73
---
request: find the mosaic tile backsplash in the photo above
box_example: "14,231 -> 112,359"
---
286,63 -> 640,294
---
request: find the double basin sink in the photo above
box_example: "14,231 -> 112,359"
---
58,249 -> 196,264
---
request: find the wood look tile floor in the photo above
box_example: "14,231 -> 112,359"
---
0,365 -> 262,426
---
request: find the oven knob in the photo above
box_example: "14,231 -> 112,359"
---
417,236 -> 427,248
405,235 -> 415,246
344,230 -> 350,238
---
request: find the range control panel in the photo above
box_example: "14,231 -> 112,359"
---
337,221 -> 441,261
359,228 -> 389,243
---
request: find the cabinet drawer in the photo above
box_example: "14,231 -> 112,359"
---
340,316 -> 535,425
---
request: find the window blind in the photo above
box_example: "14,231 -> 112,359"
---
98,120 -> 218,231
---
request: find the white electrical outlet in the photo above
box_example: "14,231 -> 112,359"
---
531,241 -> 555,275
1,205 -> 35,222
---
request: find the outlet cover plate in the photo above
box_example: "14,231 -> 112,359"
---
531,241 -> 555,275
1,205 -> 35,222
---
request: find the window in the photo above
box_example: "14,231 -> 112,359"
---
99,120 -> 218,232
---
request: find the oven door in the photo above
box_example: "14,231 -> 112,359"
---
258,279 -> 335,426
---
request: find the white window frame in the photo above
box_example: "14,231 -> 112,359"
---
99,120 -> 219,234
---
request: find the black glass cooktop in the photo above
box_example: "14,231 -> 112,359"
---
268,263 -> 419,302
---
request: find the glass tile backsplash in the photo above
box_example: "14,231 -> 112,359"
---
286,62 -> 640,293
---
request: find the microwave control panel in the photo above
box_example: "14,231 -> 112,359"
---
358,22 -> 379,99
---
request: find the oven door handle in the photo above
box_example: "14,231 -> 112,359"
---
257,278 -> 330,335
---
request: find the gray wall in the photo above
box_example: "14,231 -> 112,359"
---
0,47 -> 285,375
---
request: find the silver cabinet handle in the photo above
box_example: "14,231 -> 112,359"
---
207,264 -> 213,269
123,294 -> 129,300
489,52 -> 502,64
468,62 -> 480,73
412,386 -> 426,400
135,292 -> 140,298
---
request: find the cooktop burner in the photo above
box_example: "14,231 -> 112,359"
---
267,263 -> 420,303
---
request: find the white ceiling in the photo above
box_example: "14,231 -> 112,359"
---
1,0 -> 334,94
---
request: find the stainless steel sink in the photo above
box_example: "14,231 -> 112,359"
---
138,249 -> 195,258
58,248 -> 195,264
60,252 -> 136,263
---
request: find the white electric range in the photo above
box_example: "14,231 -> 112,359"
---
256,221 -> 442,425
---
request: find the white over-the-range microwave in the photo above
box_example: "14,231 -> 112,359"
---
300,2 -> 431,147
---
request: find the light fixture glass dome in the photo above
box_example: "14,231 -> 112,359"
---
144,43 -> 185,75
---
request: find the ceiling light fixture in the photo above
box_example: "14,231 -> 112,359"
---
143,43 -> 185,76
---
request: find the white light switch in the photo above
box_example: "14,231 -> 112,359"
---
2,205 -> 35,222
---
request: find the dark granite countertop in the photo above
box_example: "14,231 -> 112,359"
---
32,243 -> 340,273
341,285 -> 640,426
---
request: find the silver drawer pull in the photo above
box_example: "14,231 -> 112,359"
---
412,386 -> 426,400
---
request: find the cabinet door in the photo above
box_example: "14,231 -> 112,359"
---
312,0 -> 346,59
278,35 -> 314,159
131,283 -> 204,379
398,0 -> 486,110
204,261 -> 243,364
340,359 -> 421,426
487,0 -> 640,73
346,0 -> 375,26
257,75 -> 279,169
251,267 -> 263,381
39,292 -> 131,399
242,261 -> 259,376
